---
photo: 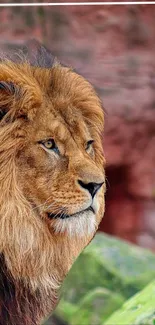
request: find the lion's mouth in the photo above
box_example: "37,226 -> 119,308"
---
47,206 -> 95,220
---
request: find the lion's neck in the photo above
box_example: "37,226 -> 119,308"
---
0,254 -> 58,325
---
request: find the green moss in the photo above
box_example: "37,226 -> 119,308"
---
104,280 -> 155,325
56,287 -> 124,325
45,233 -> 155,324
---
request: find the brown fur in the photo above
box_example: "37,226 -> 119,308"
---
0,47 -> 105,324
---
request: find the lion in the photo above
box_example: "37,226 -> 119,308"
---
0,44 -> 105,325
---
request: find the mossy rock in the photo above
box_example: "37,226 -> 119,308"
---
45,233 -> 155,324
104,280 -> 155,325
60,233 -> 155,302
56,287 -> 124,325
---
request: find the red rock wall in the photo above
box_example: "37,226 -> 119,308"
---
0,4 -> 155,249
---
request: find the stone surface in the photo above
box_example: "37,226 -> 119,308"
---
44,233 -> 155,324
105,280 -> 155,325
55,288 -> 124,325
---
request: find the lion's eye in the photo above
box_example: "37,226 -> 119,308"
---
40,139 -> 59,154
43,139 -> 55,149
86,140 -> 94,151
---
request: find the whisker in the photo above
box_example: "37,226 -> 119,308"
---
53,206 -> 68,219
105,176 -> 110,188
31,199 -> 51,211
31,198 -> 59,212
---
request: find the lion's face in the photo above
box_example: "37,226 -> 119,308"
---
12,63 -> 106,238
16,95 -> 105,236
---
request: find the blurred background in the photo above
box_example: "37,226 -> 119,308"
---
0,2 -> 155,251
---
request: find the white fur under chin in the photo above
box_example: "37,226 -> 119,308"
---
53,211 -> 97,237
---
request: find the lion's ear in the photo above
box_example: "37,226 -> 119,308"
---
0,81 -> 17,121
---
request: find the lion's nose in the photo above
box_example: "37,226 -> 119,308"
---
78,180 -> 104,198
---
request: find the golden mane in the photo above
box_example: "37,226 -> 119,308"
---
0,44 -> 105,324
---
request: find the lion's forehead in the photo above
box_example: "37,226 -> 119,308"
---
31,106 -> 91,148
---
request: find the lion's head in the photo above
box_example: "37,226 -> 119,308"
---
0,47 -> 105,296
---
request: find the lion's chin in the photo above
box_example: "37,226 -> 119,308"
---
49,209 -> 97,237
